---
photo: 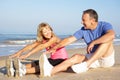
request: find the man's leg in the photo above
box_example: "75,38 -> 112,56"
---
51,54 -> 85,75
86,42 -> 114,67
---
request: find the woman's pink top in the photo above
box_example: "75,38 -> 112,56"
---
44,40 -> 68,60
50,47 -> 68,59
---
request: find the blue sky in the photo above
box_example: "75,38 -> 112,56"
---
0,0 -> 120,35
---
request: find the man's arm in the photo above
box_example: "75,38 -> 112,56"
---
93,30 -> 115,44
48,36 -> 77,53
87,30 -> 115,53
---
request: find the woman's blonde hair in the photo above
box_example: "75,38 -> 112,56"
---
36,22 -> 54,42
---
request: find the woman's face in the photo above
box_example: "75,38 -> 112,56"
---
42,26 -> 52,39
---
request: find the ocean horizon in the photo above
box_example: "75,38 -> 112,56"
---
0,34 -> 120,56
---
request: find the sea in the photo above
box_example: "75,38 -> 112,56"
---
0,34 -> 120,56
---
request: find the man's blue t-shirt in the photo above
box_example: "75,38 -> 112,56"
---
73,21 -> 113,53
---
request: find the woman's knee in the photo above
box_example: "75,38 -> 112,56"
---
70,54 -> 85,64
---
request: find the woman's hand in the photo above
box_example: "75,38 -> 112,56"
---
9,52 -> 21,58
19,54 -> 29,60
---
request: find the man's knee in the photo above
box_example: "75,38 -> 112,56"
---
99,42 -> 113,48
95,42 -> 114,58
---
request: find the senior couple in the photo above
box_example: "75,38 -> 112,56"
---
6,9 -> 115,78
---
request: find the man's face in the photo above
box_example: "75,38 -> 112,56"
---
81,13 -> 93,30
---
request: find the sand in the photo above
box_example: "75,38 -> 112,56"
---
0,45 -> 120,80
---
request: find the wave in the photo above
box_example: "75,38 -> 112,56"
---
0,42 -> 86,48
114,38 -> 120,42
4,39 -> 36,44
0,34 -> 120,56
0,44 -> 26,47
0,38 -> 120,48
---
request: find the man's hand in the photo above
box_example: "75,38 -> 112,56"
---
43,47 -> 56,55
43,51 -> 51,54
49,47 -> 57,55
87,41 -> 95,54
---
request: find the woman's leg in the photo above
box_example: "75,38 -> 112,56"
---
25,61 -> 40,74
26,65 -> 39,74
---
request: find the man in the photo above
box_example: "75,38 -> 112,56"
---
39,9 -> 115,77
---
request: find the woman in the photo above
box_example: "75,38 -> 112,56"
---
6,22 -> 68,77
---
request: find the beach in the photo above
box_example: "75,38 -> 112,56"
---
0,45 -> 120,80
